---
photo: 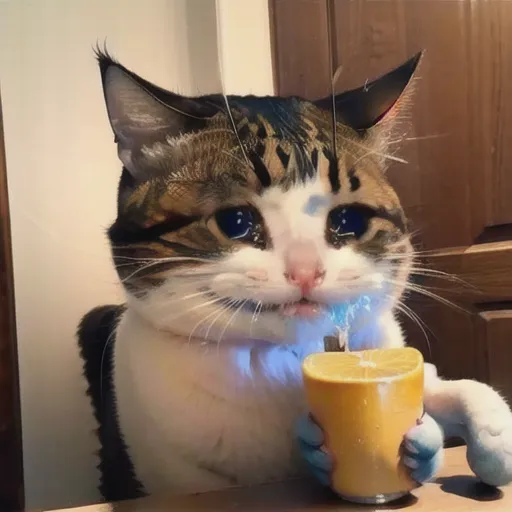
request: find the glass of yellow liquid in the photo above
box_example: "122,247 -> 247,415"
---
302,347 -> 424,504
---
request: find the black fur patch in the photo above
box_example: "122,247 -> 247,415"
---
310,148 -> 319,170
276,145 -> 290,169
348,168 -> 361,192
237,123 -> 251,140
256,124 -> 267,138
77,305 -> 146,502
323,149 -> 341,193
248,152 -> 272,188
108,214 -> 199,245
254,141 -> 266,158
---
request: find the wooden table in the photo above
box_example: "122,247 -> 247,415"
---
38,447 -> 512,512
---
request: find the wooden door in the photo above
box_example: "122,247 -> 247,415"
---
270,0 -> 512,399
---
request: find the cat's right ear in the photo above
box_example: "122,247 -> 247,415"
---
97,50 -> 218,180
314,52 -> 423,134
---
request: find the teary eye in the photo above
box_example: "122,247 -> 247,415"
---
215,206 -> 265,247
326,205 -> 373,247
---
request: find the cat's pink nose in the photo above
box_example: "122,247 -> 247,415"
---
284,242 -> 325,295
285,267 -> 325,295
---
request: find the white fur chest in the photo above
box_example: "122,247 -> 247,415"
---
113,310 -> 312,495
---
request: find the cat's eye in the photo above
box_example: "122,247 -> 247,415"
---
326,205 -> 373,247
215,206 -> 264,246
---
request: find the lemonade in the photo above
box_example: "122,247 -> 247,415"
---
302,347 -> 424,504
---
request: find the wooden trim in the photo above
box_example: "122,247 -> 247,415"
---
0,90 -> 24,510
424,242 -> 512,303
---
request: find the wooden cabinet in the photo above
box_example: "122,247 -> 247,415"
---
270,0 -> 512,397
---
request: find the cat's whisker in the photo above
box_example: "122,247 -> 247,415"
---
388,133 -> 449,144
385,277 -> 469,314
203,306 -> 230,344
379,251 -> 415,260
159,295 -> 228,327
115,255 -> 215,264
114,261 -> 209,272
171,267 -> 224,279
396,269 -> 473,293
249,300 -> 262,339
390,296 -> 433,359
381,253 -> 473,289
187,308 -> 222,346
352,151 -> 374,166
253,301 -> 264,325
125,279 -> 217,311
408,268 -> 472,288
217,299 -> 248,350
338,134 -> 409,165
394,303 -> 431,359
192,299 -> 237,345
119,258 -> 217,283
410,247 -> 452,256
148,278 -> 217,297
146,289 -> 218,311
118,262 -> 164,281
382,260 -> 466,282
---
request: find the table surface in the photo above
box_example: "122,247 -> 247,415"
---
38,447 -> 511,512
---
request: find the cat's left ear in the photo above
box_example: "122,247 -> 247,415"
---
96,50 -> 219,180
314,51 -> 423,133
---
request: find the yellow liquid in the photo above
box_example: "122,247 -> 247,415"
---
302,348 -> 424,502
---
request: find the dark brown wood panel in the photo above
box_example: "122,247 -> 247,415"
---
270,0 -> 331,99
332,0 -> 409,91
0,91 -> 24,510
332,0 -> 473,251
477,309 -> 512,402
275,0 -> 512,251
472,1 -> 512,228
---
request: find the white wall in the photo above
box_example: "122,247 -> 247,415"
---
216,0 -> 274,95
0,0 -> 273,509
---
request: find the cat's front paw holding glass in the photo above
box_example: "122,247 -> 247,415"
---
295,412 -> 444,490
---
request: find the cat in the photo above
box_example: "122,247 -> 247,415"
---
78,50 -> 512,503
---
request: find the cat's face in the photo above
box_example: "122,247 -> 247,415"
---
100,52 -> 419,345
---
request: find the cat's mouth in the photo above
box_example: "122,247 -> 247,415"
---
208,292 -> 325,318
238,298 -> 323,318
281,298 -> 323,318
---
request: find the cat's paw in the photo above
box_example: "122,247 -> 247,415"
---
295,414 -> 332,486
402,413 -> 444,484
464,385 -> 512,486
